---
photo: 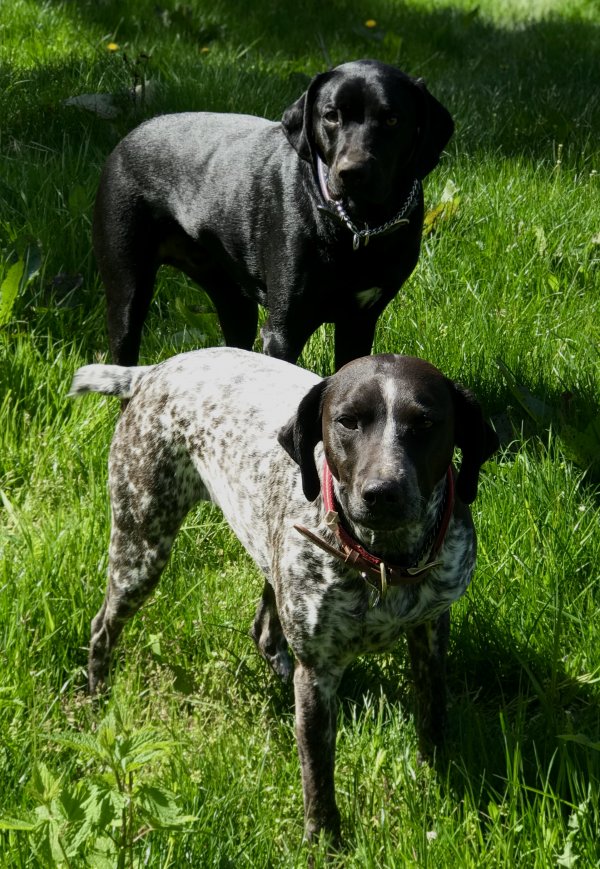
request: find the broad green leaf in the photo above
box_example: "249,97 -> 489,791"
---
559,733 -> 600,752
117,728 -> 175,770
0,816 -> 37,831
559,416 -> 600,478
86,835 -> 118,869
52,731 -> 109,762
0,243 -> 42,325
59,786 -> 86,824
423,180 -> 460,236
557,839 -> 579,868
68,185 -> 89,216
30,762 -> 61,802
496,357 -> 554,426
0,260 -> 24,326
137,784 -> 196,828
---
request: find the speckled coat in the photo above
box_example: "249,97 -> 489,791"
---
69,347 -> 498,842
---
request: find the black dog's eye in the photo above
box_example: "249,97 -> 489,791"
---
323,109 -> 340,125
407,418 -> 434,435
337,416 -> 358,430
385,116 -> 399,127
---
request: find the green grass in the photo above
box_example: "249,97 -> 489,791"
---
1,0 -> 599,865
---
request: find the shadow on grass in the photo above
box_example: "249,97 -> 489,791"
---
18,0 -> 600,159
330,614 -> 600,825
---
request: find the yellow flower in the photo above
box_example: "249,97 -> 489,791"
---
106,42 -> 119,52
200,46 -> 210,54
364,19 -> 377,28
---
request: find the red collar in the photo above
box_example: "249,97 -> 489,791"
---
294,461 -> 455,597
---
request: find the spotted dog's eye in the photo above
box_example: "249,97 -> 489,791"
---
385,115 -> 399,127
337,416 -> 358,430
323,109 -> 340,125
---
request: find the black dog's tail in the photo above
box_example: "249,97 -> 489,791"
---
68,364 -> 153,399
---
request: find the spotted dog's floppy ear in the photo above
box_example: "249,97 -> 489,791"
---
412,78 -> 454,180
450,382 -> 499,505
281,71 -> 333,164
278,379 -> 329,502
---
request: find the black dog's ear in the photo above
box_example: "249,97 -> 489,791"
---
412,78 -> 454,179
450,382 -> 499,505
278,379 -> 329,501
281,72 -> 332,163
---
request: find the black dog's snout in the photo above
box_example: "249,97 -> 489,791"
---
336,155 -> 371,185
361,478 -> 404,508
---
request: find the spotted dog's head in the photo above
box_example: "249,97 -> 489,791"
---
278,355 -> 498,532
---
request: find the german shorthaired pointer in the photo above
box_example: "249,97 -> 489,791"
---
94,60 -> 453,369
70,348 -> 497,842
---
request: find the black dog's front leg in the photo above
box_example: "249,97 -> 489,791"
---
333,301 -> 386,371
405,610 -> 450,760
294,661 -> 342,843
260,306 -> 318,365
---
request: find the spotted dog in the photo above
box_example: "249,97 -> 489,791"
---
70,348 -> 498,842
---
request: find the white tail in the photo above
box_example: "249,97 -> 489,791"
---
68,364 -> 153,399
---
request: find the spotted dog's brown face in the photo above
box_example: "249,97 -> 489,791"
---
321,356 -> 456,531
278,354 -> 499,531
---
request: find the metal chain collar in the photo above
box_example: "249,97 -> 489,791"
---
332,178 -> 421,251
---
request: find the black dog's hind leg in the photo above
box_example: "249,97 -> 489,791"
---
93,187 -> 159,367
260,301 -> 319,364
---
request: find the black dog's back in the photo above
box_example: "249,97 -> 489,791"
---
93,113 -> 284,364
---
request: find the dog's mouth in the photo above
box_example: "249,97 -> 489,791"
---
329,171 -> 389,208
348,505 -> 422,533
318,156 -> 386,208
339,508 -> 428,567
338,488 -> 424,534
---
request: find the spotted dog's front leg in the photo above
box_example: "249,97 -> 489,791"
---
294,661 -> 342,843
405,610 -> 450,760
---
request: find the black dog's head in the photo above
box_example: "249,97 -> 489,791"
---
282,59 -> 454,216
279,355 -> 498,534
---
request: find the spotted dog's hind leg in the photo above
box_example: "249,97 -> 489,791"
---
88,524 -> 180,694
251,581 -> 293,682
88,434 -> 205,694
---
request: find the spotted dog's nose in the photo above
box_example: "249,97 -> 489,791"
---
361,478 -> 405,508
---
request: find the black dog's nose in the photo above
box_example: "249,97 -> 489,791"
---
361,479 -> 404,507
337,155 -> 371,185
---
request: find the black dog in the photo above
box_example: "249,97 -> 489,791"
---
94,59 -> 453,368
